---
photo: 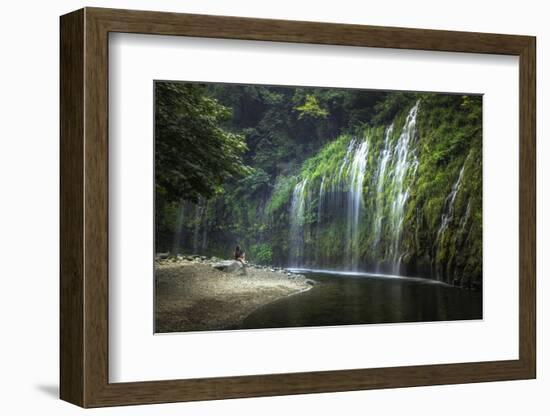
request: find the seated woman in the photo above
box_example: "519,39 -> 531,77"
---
234,245 -> 246,265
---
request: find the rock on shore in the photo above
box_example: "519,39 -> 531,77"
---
154,256 -> 314,333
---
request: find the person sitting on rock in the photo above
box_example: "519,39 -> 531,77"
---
234,245 -> 246,265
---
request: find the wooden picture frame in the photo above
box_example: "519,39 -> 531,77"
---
60,7 -> 536,408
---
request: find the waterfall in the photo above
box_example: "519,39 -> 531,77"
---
317,175 -> 326,224
386,102 -> 419,273
287,101 -> 420,274
315,176 -> 326,266
337,139 -> 356,186
289,136 -> 370,271
289,179 -> 308,266
437,165 -> 465,243
347,138 -> 370,269
434,164 -> 465,279
459,199 -> 471,234
372,124 -> 394,250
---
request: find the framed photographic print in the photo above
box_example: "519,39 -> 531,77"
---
60,7 -> 536,407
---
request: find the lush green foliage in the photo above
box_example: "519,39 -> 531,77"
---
155,82 -> 251,204
294,94 -> 329,119
249,243 -> 273,264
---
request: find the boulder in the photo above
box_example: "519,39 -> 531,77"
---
211,260 -> 244,274
155,252 -> 170,260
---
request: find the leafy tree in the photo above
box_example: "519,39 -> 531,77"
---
155,82 -> 251,203
294,94 -> 329,119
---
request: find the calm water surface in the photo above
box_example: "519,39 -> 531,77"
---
242,269 -> 482,330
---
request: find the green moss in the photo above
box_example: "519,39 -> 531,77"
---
266,175 -> 297,215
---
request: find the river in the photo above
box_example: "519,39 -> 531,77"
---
241,269 -> 482,330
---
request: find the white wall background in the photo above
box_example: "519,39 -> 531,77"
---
0,0 -> 545,414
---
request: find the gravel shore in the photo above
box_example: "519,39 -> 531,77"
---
155,257 -> 314,333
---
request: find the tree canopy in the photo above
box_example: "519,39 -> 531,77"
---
155,82 -> 251,203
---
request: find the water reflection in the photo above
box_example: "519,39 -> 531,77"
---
242,271 -> 482,330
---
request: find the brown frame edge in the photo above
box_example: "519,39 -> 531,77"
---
60,7 -> 536,408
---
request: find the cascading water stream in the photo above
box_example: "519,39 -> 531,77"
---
315,176 -> 326,266
372,124 -> 394,250
386,102 -> 419,273
288,101 -> 420,275
337,139 -> 356,187
459,200 -> 471,234
434,164 -> 465,279
289,179 -> 308,266
347,139 -> 370,270
436,165 -> 465,243
317,176 -> 326,224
